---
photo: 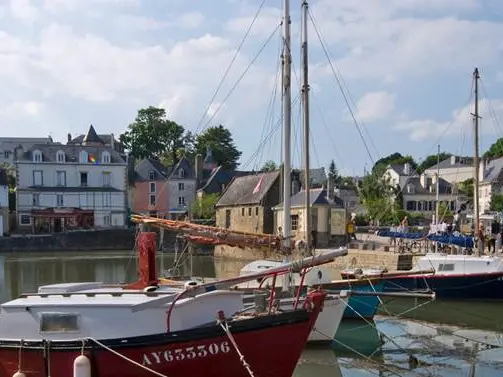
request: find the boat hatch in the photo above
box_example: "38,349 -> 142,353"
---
438,264 -> 455,272
38,282 -> 104,294
39,312 -> 80,333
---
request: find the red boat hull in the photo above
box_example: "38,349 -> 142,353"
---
0,292 -> 325,377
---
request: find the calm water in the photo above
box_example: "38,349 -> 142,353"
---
1,250 -> 503,376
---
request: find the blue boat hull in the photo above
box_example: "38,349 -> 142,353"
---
382,272 -> 503,299
321,280 -> 383,319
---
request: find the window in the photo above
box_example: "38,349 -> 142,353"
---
179,168 -> 185,178
150,194 -> 156,206
103,215 -> 111,226
40,313 -> 80,333
291,214 -> 299,231
80,172 -> 88,186
32,193 -> 40,206
56,194 -> 64,207
248,207 -> 251,216
178,182 -> 184,191
438,263 -> 455,272
102,172 -> 111,187
101,151 -> 111,164
178,197 -> 185,206
407,184 -> 415,194
20,215 -> 30,225
56,151 -> 65,163
4,151 -> 9,159
241,208 -> 245,216
79,150 -> 88,164
33,150 -> 42,163
56,171 -> 66,187
150,182 -> 156,193
149,170 -> 156,180
103,192 -> 111,207
33,170 -> 43,186
255,207 -> 259,215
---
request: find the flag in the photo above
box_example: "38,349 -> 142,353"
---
253,174 -> 264,194
88,154 -> 97,164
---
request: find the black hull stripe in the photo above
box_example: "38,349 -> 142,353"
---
0,309 -> 310,351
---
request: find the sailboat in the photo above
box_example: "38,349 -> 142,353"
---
347,68 -> 503,299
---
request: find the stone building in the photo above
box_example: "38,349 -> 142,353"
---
215,171 -> 280,234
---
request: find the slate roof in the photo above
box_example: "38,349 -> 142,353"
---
215,170 -> 280,207
82,125 -> 104,145
389,163 -> 418,176
198,166 -> 255,195
67,127 -> 125,153
168,157 -> 196,180
273,188 -> 344,209
425,156 -> 473,171
0,137 -> 55,153
403,176 -> 452,195
134,159 -> 171,181
20,144 -> 126,164
481,157 -> 503,183
0,168 -> 8,186
299,168 -> 327,188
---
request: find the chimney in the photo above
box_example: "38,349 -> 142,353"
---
450,155 -> 456,165
420,173 -> 426,188
479,159 -> 486,182
195,153 -> 204,189
110,133 -> 115,150
67,133 -> 72,143
403,162 -> 410,175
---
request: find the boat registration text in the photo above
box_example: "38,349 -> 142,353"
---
142,341 -> 231,365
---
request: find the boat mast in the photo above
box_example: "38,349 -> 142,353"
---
282,0 -> 292,254
301,0 -> 311,253
435,144 -> 440,253
472,67 -> 482,256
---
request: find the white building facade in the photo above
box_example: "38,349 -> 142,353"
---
16,142 -> 127,232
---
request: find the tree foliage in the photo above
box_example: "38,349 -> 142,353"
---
190,194 -> 219,219
358,165 -> 396,223
260,160 -> 278,172
490,193 -> 503,212
484,138 -> 503,159
194,125 -> 242,170
120,107 -> 185,163
457,178 -> 474,198
417,152 -> 452,173
372,153 -> 418,174
327,160 -> 342,188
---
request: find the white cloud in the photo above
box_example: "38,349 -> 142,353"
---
224,6 -> 281,37
394,99 -> 503,141
176,12 -> 205,29
354,91 -> 396,122
0,101 -> 44,118
9,0 -> 39,23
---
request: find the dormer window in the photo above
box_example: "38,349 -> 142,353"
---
179,168 -> 185,178
149,170 -> 156,180
407,183 -> 415,194
33,150 -> 42,163
101,151 -> 111,164
56,150 -> 65,163
79,150 -> 88,164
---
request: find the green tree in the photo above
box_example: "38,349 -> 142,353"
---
190,194 -> 219,219
490,193 -> 503,212
457,178 -> 474,198
120,106 -> 185,163
339,176 -> 357,190
260,160 -> 278,172
195,125 -> 242,170
372,153 -> 418,174
327,160 -> 342,188
417,152 -> 452,173
358,165 -> 395,223
437,201 -> 452,218
484,138 -> 503,158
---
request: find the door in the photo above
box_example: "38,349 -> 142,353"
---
225,210 -> 231,228
54,218 -> 62,232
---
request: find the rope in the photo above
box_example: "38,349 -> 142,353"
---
85,337 -> 169,377
218,322 -> 255,377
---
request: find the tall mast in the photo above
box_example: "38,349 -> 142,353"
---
472,67 -> 482,256
435,144 -> 440,253
301,0 -> 311,252
281,0 -> 292,255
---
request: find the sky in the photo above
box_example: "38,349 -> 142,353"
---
1,0 -> 503,176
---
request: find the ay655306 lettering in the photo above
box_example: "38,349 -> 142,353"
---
142,341 -> 231,366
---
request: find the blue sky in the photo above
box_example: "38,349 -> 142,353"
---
1,0 -> 503,176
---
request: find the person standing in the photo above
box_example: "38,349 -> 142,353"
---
490,220 -> 501,254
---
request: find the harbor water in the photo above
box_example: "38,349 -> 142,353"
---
1,250 -> 503,376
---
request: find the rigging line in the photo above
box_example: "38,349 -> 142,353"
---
480,79 -> 503,137
199,23 -> 281,134
308,127 -> 321,169
311,90 -> 343,166
193,0 -> 267,135
255,34 -> 283,170
307,9 -> 375,165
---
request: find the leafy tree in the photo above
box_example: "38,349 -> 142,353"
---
190,194 -> 219,219
417,152 -> 452,173
339,176 -> 357,190
327,160 -> 342,188
372,153 -> 418,174
195,125 -> 242,170
260,160 -> 278,172
437,202 -> 452,218
484,138 -> 503,159
490,193 -> 503,212
358,165 -> 395,223
457,178 -> 474,198
120,106 -> 185,163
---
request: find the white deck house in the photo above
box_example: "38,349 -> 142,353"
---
15,126 -> 128,231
